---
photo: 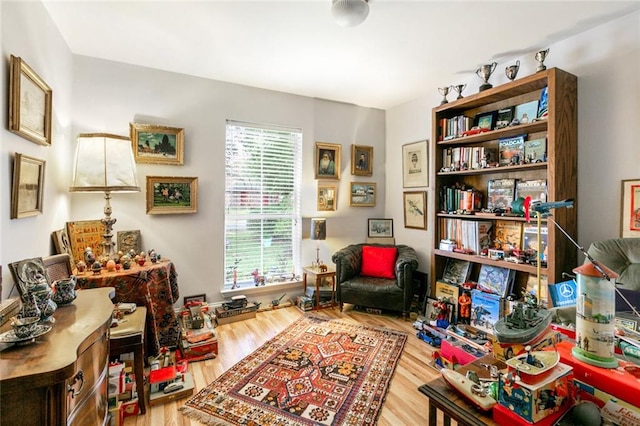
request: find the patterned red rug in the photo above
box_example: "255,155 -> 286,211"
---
181,315 -> 407,425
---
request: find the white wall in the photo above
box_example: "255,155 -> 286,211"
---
1,1 -> 74,300
385,11 -> 640,281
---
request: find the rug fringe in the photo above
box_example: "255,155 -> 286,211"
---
180,405 -> 233,426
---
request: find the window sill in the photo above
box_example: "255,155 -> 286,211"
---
220,280 -> 303,299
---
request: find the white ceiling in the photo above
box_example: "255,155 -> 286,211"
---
42,0 -> 640,110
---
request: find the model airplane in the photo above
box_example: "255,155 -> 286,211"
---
529,199 -> 574,217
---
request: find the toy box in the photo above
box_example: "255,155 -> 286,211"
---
440,337 -> 483,366
492,400 -> 568,426
492,327 -> 560,362
498,362 -> 574,423
554,340 -> 640,408
149,371 -> 195,406
573,378 -> 639,413
296,296 -> 313,312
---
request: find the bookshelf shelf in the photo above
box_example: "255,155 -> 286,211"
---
431,68 -> 577,295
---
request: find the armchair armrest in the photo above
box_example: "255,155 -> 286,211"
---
332,244 -> 362,283
395,245 -> 419,289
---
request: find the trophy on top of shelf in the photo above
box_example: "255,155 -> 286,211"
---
453,84 -> 466,100
535,49 -> 550,72
476,62 -> 497,92
438,86 -> 453,105
505,60 -> 520,81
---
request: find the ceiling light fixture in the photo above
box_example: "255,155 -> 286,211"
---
331,0 -> 369,27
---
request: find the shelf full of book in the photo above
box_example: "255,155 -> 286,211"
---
430,67 -> 577,297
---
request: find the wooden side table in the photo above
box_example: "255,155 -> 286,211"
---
302,267 -> 336,310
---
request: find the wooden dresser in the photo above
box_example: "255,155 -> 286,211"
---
0,287 -> 114,426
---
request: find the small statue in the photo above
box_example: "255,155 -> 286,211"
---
458,291 -> 472,324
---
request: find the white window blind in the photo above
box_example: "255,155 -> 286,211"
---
224,120 -> 302,289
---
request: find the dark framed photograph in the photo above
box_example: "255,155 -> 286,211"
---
368,218 -> 393,238
621,179 -> 640,238
403,191 -> 427,230
317,184 -> 337,211
474,111 -> 497,130
130,122 -> 184,165
184,293 -> 206,306
9,55 -> 53,146
350,182 -> 376,207
351,144 -> 373,176
315,142 -> 341,180
11,153 -> 46,219
495,107 -> 514,129
402,140 -> 428,188
146,176 -> 198,214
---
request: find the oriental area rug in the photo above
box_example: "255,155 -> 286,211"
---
180,315 -> 407,425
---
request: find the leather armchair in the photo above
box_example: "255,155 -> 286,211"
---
331,243 -> 419,318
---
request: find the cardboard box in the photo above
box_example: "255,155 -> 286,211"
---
493,400 -> 568,426
492,327 -> 561,362
108,401 -> 123,426
149,371 -> 195,406
214,303 -> 258,325
554,340 -> 640,408
179,336 -> 218,358
573,378 -> 639,413
296,296 -> 313,312
440,337 -> 483,366
149,365 -> 177,393
121,399 -> 139,418
498,362 -> 574,423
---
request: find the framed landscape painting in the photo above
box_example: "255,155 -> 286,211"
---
368,218 -> 393,238
9,55 -> 52,146
621,179 -> 640,238
350,182 -> 376,207
146,176 -> 198,214
11,153 -> 46,219
130,122 -> 184,165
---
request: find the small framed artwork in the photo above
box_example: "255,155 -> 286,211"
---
51,228 -> 75,265
66,220 -> 107,261
315,142 -> 341,180
402,140 -> 428,188
146,176 -> 198,214
11,153 -> 46,219
368,218 -> 393,238
350,182 -> 376,207
496,107 -> 514,129
403,191 -> 427,230
9,55 -> 53,146
117,230 -> 142,254
620,179 -> 640,238
474,111 -> 497,130
184,293 -> 206,306
130,122 -> 184,165
514,100 -> 539,124
317,184 -> 337,211
351,144 -> 373,176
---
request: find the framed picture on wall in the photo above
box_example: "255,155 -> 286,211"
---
350,182 -> 376,207
315,142 -> 341,180
402,140 -> 428,188
621,178 -> 640,238
351,144 -> 373,176
403,191 -> 427,230
130,122 -> 184,165
11,153 -> 46,219
9,55 -> 53,146
146,176 -> 198,214
368,218 -> 393,238
317,184 -> 337,211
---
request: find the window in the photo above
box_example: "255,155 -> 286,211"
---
224,120 -> 302,289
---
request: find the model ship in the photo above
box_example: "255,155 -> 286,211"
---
493,296 -> 552,344
440,368 -> 497,412
505,347 -> 559,384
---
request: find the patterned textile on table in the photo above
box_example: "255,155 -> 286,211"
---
181,315 -> 407,426
75,260 -> 180,355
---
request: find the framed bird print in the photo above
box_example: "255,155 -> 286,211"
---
403,191 -> 427,229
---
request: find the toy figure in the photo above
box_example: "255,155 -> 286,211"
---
458,290 -> 471,324
433,298 -> 450,328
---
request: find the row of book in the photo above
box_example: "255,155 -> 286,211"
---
442,145 -> 496,170
440,178 -> 547,213
438,218 -> 548,254
438,114 -> 473,141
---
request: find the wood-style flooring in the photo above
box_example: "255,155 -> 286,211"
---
123,305 -> 441,425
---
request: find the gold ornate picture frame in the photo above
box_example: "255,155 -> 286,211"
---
11,153 -> 46,219
403,191 -> 427,230
402,140 -> 429,188
9,55 -> 53,146
315,142 -> 341,180
351,144 -> 373,176
317,184 -> 337,211
350,182 -> 376,207
66,220 -> 106,262
130,122 -> 184,165
146,176 -> 198,214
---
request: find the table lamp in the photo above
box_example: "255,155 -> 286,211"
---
310,218 -> 327,267
69,133 -> 140,260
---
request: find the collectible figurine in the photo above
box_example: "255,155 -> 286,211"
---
458,290 -> 472,324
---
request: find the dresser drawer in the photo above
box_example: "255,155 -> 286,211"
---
68,367 -> 108,426
67,330 -> 108,418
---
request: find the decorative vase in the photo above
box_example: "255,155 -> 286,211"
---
33,288 -> 57,323
52,276 -> 77,306
18,293 -> 41,320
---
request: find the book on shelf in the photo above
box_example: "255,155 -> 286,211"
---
438,219 -> 493,254
494,220 -> 523,251
516,179 -> 548,203
514,100 -> 539,124
525,274 -> 550,308
495,107 -> 514,129
476,264 -> 515,298
524,138 -> 547,163
487,178 -> 516,211
547,279 -> 576,308
498,134 -> 526,166
470,289 -> 504,335
537,86 -> 549,119
441,258 -> 471,285
522,223 -> 548,258
435,280 -> 460,306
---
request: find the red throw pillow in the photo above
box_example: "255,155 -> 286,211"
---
361,246 -> 397,279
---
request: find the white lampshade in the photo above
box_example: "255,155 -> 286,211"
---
70,133 -> 140,193
331,0 -> 369,27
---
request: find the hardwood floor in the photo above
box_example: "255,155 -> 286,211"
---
123,305 -> 441,425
